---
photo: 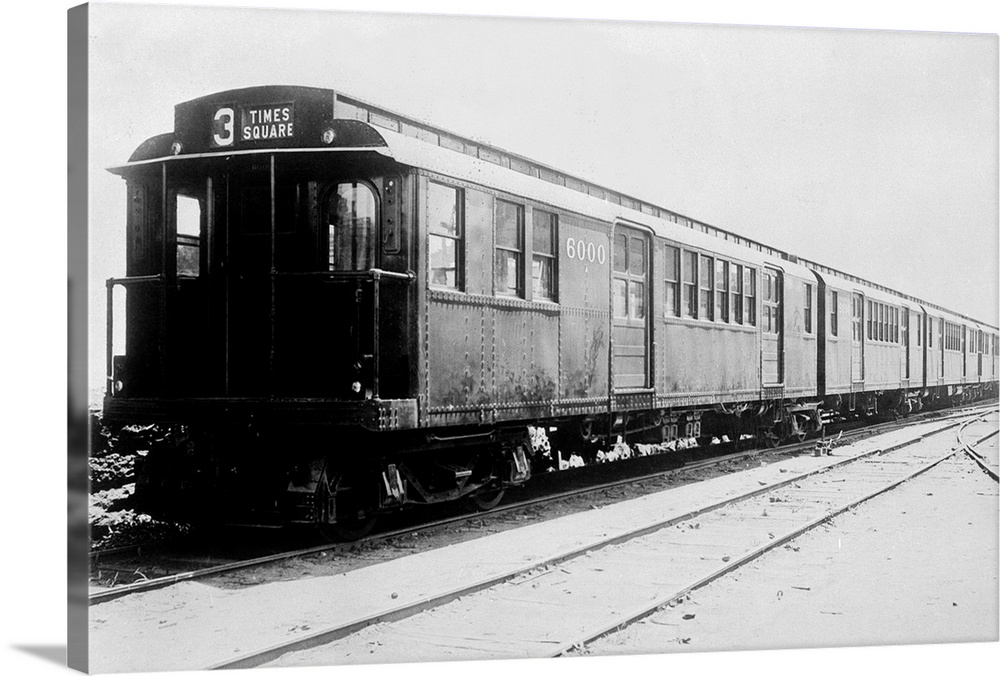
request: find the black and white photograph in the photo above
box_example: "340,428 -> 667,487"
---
6,2 -> 1000,676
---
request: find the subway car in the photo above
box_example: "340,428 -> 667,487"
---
103,86 -> 999,535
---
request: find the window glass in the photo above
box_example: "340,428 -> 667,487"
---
665,245 -> 679,281
532,210 -> 555,255
630,281 -> 646,319
176,194 -> 201,277
665,283 -> 678,318
613,278 -> 628,318
683,251 -> 697,284
804,283 -> 813,334
717,261 -> 729,322
428,182 -> 459,237
665,245 -> 680,317
613,233 -> 628,272
744,268 -> 756,325
427,182 -> 461,288
683,251 -> 697,318
532,257 -> 555,301
629,237 -> 645,275
830,290 -> 838,336
495,249 -> 520,295
429,237 -> 458,288
699,255 -> 713,320
495,200 -> 522,249
532,210 -> 557,301
328,182 -> 377,272
495,200 -> 523,296
730,264 -> 743,324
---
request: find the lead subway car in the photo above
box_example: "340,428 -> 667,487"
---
105,86 -> 1000,535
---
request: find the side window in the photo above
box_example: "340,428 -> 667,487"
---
495,200 -> 524,297
716,261 -> 729,322
664,245 -> 680,317
427,181 -> 463,289
531,210 -> 557,301
829,290 -> 838,336
683,250 -> 698,318
730,263 -> 743,324
699,255 -> 714,321
804,283 -> 813,334
175,194 -> 202,277
744,268 -> 756,325
628,236 -> 646,319
851,294 -> 862,341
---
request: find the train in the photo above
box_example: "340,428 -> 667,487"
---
103,85 -> 999,537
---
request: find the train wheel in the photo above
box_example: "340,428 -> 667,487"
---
328,512 -> 378,541
761,427 -> 782,448
466,486 -> 506,511
326,469 -> 378,541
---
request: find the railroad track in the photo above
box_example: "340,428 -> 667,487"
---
959,417 -> 1000,481
204,411 -> 994,669
88,402 -> 994,606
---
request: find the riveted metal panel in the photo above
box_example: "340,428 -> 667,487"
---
559,309 -> 609,399
493,308 -> 559,418
465,188 -> 494,296
425,296 -> 493,424
660,320 -> 758,398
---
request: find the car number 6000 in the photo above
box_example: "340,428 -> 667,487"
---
566,237 -> 606,264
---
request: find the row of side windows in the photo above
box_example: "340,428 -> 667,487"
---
425,183 -> 992,351
943,322 -> 959,351
663,245 -> 757,326
866,300 -> 900,344
427,181 -> 557,301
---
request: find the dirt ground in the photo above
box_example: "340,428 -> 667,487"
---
584,451 -> 999,656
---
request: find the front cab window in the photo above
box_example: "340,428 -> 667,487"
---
327,182 -> 377,271
175,193 -> 203,277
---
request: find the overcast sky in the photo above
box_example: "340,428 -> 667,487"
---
85,1 -> 998,394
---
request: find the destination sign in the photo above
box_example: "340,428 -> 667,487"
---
211,103 -> 295,147
240,104 -> 294,141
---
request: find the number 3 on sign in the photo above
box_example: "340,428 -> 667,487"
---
213,107 -> 235,147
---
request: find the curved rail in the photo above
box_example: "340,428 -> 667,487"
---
958,414 -> 999,481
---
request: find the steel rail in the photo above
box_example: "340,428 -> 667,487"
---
206,414 -> 975,670
88,403 -> 992,606
959,419 -> 999,482
545,413 -> 998,657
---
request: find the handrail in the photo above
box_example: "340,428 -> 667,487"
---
273,268 -> 416,282
105,274 -> 165,288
